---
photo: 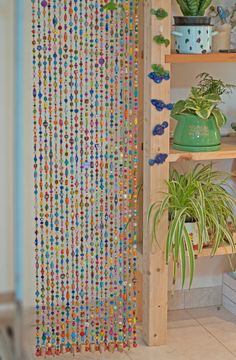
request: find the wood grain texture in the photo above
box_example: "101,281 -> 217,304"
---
169,137 -> 236,162
195,244 -> 236,257
166,53 -> 236,63
136,0 -> 144,328
142,0 -> 171,346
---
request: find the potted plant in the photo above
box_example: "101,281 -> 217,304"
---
174,0 -> 213,25
172,0 -> 217,54
148,164 -> 236,287
171,73 -> 235,152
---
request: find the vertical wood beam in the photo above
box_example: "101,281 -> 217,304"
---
136,0 -> 144,323
142,0 -> 171,346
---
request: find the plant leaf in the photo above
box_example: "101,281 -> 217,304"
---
176,0 -> 192,16
179,234 -> 186,288
198,0 -> 212,16
171,100 -> 186,116
212,108 -> 227,128
195,107 -> 211,120
184,227 -> 195,288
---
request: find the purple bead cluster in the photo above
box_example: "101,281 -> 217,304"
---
148,153 -> 168,166
152,121 -> 169,136
151,99 -> 173,111
148,72 -> 170,84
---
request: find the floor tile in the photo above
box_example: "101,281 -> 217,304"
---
21,307 -> 236,360
188,306 -> 236,324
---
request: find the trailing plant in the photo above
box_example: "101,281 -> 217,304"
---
150,8 -> 168,20
176,0 -> 213,16
153,34 -> 170,47
148,164 -> 236,288
171,73 -> 235,128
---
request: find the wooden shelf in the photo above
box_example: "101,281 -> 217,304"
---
137,242 -> 236,274
195,245 -> 235,257
169,137 -> 236,163
165,53 -> 236,64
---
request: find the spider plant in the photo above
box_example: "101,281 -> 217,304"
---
148,164 -> 236,288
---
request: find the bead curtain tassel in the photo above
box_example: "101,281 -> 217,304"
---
32,0 -> 138,355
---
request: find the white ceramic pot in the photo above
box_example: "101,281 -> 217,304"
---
172,25 -> 218,54
185,221 -> 210,251
185,222 -> 199,251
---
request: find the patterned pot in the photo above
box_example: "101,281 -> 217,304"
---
172,25 -> 218,54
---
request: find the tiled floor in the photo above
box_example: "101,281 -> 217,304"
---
22,306 -> 236,359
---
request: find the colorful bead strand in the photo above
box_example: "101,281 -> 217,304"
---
32,0 -> 139,355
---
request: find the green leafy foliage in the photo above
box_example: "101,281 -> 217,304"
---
150,8 -> 168,20
103,0 -> 118,10
176,0 -> 212,16
196,73 -> 236,97
198,0 -> 212,16
103,0 -> 125,14
153,35 -> 170,47
151,64 -> 170,77
171,73 -> 235,128
148,164 -> 236,288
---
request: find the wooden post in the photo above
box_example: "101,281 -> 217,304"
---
142,0 -> 171,346
136,0 -> 144,323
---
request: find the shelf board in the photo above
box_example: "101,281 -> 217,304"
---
169,137 -> 236,163
137,234 -> 236,273
195,245 -> 235,258
165,53 -> 236,64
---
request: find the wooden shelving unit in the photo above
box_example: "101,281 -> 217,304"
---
169,137 -> 236,162
140,0 -> 236,349
166,53 -> 236,64
195,245 -> 236,257
137,242 -> 236,273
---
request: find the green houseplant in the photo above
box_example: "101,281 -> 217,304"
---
176,0 -> 212,17
148,164 -> 236,288
171,73 -> 235,152
172,0 -> 216,54
175,0 -> 212,25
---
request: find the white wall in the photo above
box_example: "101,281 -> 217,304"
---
23,0 -> 34,307
0,0 -> 14,294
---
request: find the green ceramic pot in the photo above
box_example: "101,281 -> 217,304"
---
173,113 -> 221,152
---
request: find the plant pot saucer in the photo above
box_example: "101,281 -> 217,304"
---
174,16 -> 211,26
173,143 -> 221,152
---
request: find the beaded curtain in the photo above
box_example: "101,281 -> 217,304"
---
32,0 -> 138,356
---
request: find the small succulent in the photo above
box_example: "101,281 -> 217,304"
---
153,35 -> 170,47
152,64 -> 170,77
150,8 -> 168,20
148,65 -> 170,84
